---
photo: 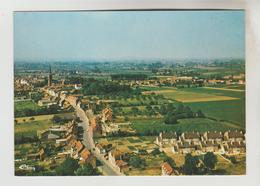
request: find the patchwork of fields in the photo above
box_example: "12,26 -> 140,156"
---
141,86 -> 245,129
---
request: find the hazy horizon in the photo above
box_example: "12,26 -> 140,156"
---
14,10 -> 245,62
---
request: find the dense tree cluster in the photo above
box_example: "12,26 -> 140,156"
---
81,80 -> 139,96
182,152 -> 218,175
55,157 -> 99,176
161,103 -> 205,124
129,155 -> 146,169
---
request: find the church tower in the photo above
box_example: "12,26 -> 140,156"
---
48,65 -> 52,87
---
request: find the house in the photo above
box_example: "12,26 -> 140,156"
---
74,84 -> 82,90
108,150 -> 124,167
75,140 -> 84,154
224,130 -> 245,142
102,107 -> 113,123
115,160 -> 129,173
101,123 -> 119,136
161,162 -> 174,176
156,131 -> 178,146
203,131 -> 223,143
38,99 -> 57,107
66,95 -> 79,107
201,141 -> 221,153
226,141 -> 246,154
55,134 -> 72,146
95,143 -> 106,155
181,131 -> 201,144
79,148 -> 95,166
176,141 -> 197,154
70,140 -> 85,159
90,116 -> 101,131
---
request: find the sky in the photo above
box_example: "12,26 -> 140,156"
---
14,11 -> 245,62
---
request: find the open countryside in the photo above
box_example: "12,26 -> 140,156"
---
14,10 -> 245,176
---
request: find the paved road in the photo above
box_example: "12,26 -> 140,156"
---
75,106 -> 122,176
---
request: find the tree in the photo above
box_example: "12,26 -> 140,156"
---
55,157 -> 79,176
150,148 -> 161,156
203,152 -> 218,171
29,117 -> 35,121
31,92 -> 44,103
197,109 -> 205,118
129,155 -> 146,168
164,113 -> 177,124
52,115 -> 63,124
183,153 -> 200,175
75,163 -> 99,176
124,116 -> 129,122
163,156 -> 176,168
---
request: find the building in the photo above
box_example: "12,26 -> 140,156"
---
176,141 -> 197,154
226,141 -> 246,154
201,141 -> 221,153
38,99 -> 57,107
203,131 -> 223,143
102,108 -> 113,123
161,162 -> 174,176
115,160 -> 129,173
224,130 -> 245,142
156,131 -> 178,146
181,131 -> 201,145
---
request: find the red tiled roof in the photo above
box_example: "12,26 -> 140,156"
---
116,160 -> 128,167
76,141 -> 84,153
80,149 -> 91,160
162,162 -> 173,175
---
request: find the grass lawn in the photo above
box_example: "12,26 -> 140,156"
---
14,100 -> 40,112
131,117 -> 242,134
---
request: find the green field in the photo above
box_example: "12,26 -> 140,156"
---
187,100 -> 245,128
14,100 -> 40,112
131,117 -> 242,134
15,120 -> 53,138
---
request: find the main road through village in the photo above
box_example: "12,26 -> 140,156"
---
75,106 -> 122,176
